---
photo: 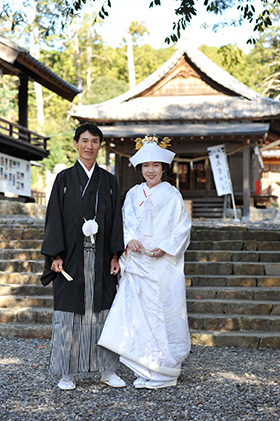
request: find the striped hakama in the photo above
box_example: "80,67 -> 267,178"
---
49,238 -> 118,375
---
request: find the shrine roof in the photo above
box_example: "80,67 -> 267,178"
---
0,36 -> 80,101
72,41 -> 280,123
72,95 -> 280,122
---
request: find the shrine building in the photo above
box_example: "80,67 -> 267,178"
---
71,42 -> 280,220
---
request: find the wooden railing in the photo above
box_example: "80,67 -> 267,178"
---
0,117 -> 48,150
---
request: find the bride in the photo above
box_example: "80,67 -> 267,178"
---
98,135 -> 192,389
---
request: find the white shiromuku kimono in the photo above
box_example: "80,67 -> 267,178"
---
98,181 -> 192,381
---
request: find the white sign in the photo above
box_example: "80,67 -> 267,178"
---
207,144 -> 232,196
0,152 -> 31,197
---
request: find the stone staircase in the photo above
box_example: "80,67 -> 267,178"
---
191,197 -> 225,219
0,215 -> 280,348
0,217 -> 52,339
186,223 -> 280,348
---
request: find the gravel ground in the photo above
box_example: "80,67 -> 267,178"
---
0,337 -> 279,421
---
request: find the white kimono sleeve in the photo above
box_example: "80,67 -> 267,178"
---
157,189 -> 192,264
122,187 -> 138,247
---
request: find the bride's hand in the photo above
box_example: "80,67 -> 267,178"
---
127,239 -> 144,253
150,248 -> 165,258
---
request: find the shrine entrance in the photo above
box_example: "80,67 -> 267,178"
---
175,159 -> 215,194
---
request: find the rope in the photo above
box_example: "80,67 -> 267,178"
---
107,142 -> 259,163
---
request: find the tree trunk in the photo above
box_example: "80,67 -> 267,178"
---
86,30 -> 93,89
29,1 -> 44,128
127,33 -> 136,89
73,28 -> 83,105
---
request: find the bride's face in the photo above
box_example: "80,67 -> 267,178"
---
142,162 -> 163,188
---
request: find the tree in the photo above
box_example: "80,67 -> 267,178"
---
0,76 -> 18,121
26,0 -> 45,128
133,44 -> 175,84
200,4 -> 280,99
199,44 -> 249,82
249,6 -> 280,98
0,0 -> 69,129
1,0 -> 279,45
161,0 -> 278,45
126,21 -> 150,89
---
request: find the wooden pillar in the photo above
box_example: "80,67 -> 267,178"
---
118,155 -> 123,193
243,140 -> 251,221
18,75 -> 28,128
206,159 -> 212,192
105,139 -> 110,172
115,154 -> 122,194
115,153 -> 119,179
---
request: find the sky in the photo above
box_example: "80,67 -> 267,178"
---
92,0 -> 264,54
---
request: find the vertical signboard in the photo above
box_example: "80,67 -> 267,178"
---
207,144 -> 239,220
0,152 -> 31,197
207,144 -> 232,196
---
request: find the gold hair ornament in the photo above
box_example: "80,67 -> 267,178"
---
134,135 -> 171,150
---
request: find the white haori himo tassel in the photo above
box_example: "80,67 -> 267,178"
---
82,218 -> 99,244
144,198 -> 153,236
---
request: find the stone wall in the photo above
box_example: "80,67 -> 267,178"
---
0,200 -> 46,220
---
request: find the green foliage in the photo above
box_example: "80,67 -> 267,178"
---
82,76 -> 129,105
0,75 -> 18,120
247,6 -> 280,98
1,1 -> 280,46
43,142 -> 68,172
199,44 -> 259,94
200,5 -> 280,99
151,0 -> 280,45
129,21 -> 149,39
134,44 -> 175,83
242,39 -> 273,95
199,44 -> 248,80
245,37 -> 280,98
202,1 -> 279,45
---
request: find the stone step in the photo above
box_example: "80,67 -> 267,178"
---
0,323 -> 52,339
188,313 -> 280,332
0,249 -> 42,260
186,298 -> 280,315
186,275 -> 280,288
0,271 -> 42,285
186,286 -> 280,301
1,322 -> 279,347
0,221 -> 44,229
184,261 -> 280,276
0,221 -> 279,348
191,229 -> 280,242
193,210 -> 224,219
0,239 -> 42,250
0,283 -> 52,296
0,295 -> 53,309
0,307 -> 53,324
0,211 -> 44,224
190,330 -> 280,348
0,260 -> 44,273
185,250 -> 280,262
189,240 -> 280,251
0,227 -> 44,241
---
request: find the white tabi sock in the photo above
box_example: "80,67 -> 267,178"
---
62,374 -> 74,382
101,370 -> 115,380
